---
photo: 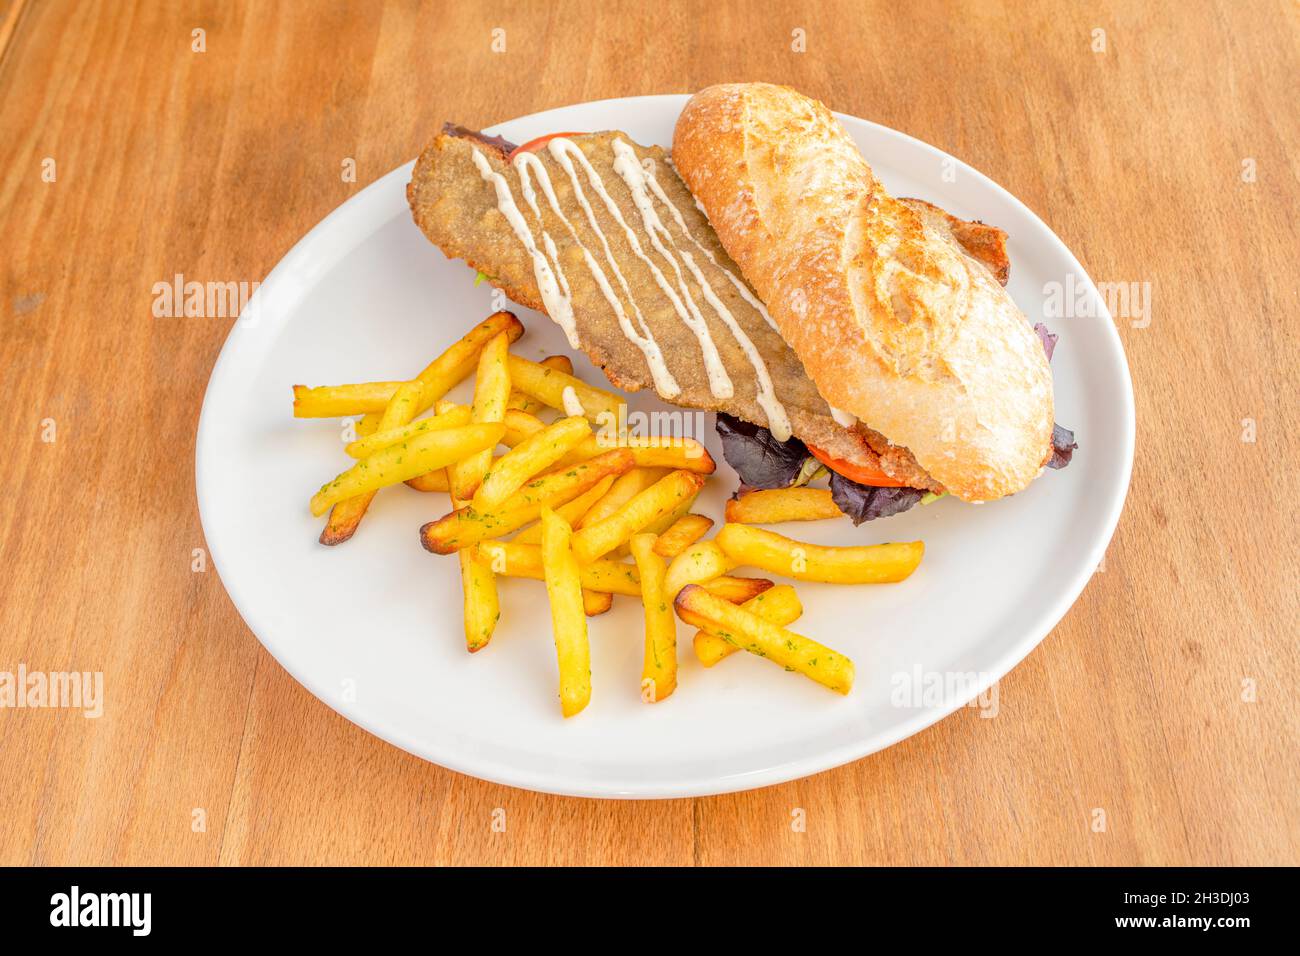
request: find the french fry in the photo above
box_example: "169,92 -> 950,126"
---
652,514 -> 714,558
358,310 -> 524,429
354,413 -> 383,438
403,401 -> 473,491
620,440 -> 716,474
639,488 -> 700,537
503,408 -> 547,446
293,381 -> 411,417
473,416 -> 591,511
420,450 -> 635,553
612,496 -> 687,559
507,354 -> 622,422
404,470 -> 450,492
508,355 -> 572,413
475,541 -> 642,596
630,534 -> 677,702
310,423 -> 504,517
345,404 -> 472,459
571,470 -> 707,564
724,487 -> 845,524
322,380 -> 456,543
582,589 -> 614,616
452,487 -> 500,652
663,539 -> 735,600
319,494 -> 372,545
693,584 -> 803,667
576,468 -> 670,530
715,524 -> 924,584
564,435 -> 716,474
449,332 -> 512,500
511,475 -> 615,545
673,584 -> 854,694
588,467 -> 677,561
701,575 -> 774,604
540,507 -> 592,717
294,314 -> 522,421
575,554 -> 645,597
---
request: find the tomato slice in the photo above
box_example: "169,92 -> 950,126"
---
507,132 -> 584,161
806,443 -> 909,487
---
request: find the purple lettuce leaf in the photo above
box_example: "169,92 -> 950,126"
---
715,413 -> 810,489
1047,424 -> 1078,469
1033,322 -> 1058,362
1035,322 -> 1077,469
829,472 -> 926,525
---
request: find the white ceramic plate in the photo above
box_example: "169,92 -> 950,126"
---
196,95 -> 1134,798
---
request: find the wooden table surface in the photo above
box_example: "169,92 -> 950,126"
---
1,0 -> 1296,866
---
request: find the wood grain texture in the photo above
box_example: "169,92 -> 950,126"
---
1,0 -> 1296,866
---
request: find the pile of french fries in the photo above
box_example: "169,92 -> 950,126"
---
294,311 -> 925,717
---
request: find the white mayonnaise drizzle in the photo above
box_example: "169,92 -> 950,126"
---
474,138 -> 792,442
513,151 -> 681,399
641,164 -> 783,335
828,406 -> 857,428
611,140 -> 792,440
470,148 -> 580,349
548,138 -> 734,400
561,385 -> 585,417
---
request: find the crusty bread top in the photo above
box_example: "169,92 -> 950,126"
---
673,83 -> 1054,501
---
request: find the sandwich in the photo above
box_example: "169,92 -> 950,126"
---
406,84 -> 1075,524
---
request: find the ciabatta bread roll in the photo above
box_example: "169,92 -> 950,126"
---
673,83 -> 1054,501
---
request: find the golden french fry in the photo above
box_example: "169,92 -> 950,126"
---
701,575 -> 774,604
574,555 -> 644,597
321,380 -> 429,543
354,413 -> 383,438
345,405 -> 472,459
473,416 -> 591,511
420,450 -> 635,553
511,476 -> 615,545
455,485 -> 500,653
582,589 -> 614,616
630,534 -> 677,702
652,514 -> 714,558
674,584 -> 854,694
358,311 -> 524,430
293,381 -> 411,417
715,524 -> 924,584
663,539 -> 735,601
564,435 -> 716,474
476,541 -> 643,596
724,487 -> 845,524
694,584 -> 803,666
576,468 -> 670,530
507,355 -> 622,422
508,355 -> 572,413
404,470 -> 450,492
402,401 -> 472,491
639,488 -> 700,536
319,493 -> 372,546
571,470 -> 707,564
310,423 -> 504,516
319,381 -> 464,544
449,332 -> 512,500
540,507 -> 591,718
502,408 -> 547,446
623,441 -> 715,474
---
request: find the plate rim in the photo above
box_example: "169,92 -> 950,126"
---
196,93 -> 1135,798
